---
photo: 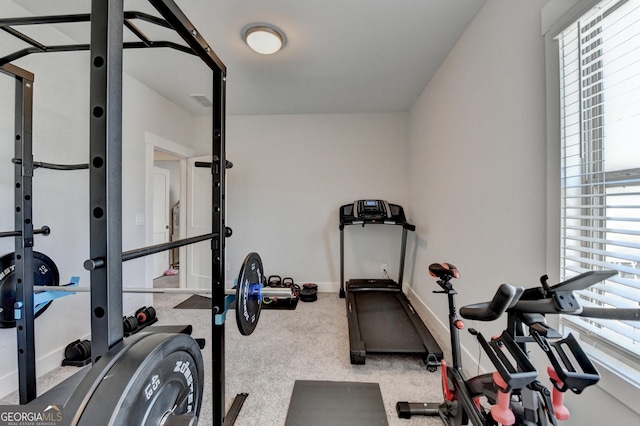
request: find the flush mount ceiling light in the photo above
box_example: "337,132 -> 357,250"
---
244,25 -> 284,55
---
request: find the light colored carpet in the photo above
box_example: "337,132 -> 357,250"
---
0,274 -> 443,425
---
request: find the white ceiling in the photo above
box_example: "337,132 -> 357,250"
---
4,0 -> 486,116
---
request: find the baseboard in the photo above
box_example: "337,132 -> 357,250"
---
307,281 -> 340,293
404,285 -> 488,376
404,286 -> 449,349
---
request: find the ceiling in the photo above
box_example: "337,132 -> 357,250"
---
3,0 -> 486,116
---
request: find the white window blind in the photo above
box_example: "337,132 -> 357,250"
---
558,0 -> 640,365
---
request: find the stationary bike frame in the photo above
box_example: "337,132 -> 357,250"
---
398,264 -> 636,426
434,266 -> 492,425
435,273 -> 494,425
397,263 -> 526,425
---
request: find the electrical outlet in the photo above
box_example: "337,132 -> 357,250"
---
381,264 -> 388,273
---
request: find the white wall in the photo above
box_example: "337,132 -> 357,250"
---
406,0 -> 639,423
407,0 -> 547,322
0,2 -> 199,398
193,113 -> 411,289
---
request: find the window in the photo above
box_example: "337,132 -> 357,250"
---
558,0 -> 640,372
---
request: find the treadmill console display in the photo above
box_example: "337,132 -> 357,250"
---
354,200 -> 391,220
339,200 -> 414,231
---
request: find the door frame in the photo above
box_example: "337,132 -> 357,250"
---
145,131 -> 194,290
152,166 -> 171,278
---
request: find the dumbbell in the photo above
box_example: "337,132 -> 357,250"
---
123,315 -> 139,334
64,339 -> 91,362
300,283 -> 318,302
136,306 -> 157,325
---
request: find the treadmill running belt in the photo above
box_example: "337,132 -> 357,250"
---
356,292 -> 425,353
285,380 -> 388,426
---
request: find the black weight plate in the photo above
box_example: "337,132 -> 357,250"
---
75,333 -> 204,426
0,251 -> 60,328
235,252 -> 264,336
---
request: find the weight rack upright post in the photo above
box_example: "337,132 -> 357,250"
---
1,63 -> 38,404
211,64 -> 227,426
88,0 -> 125,361
89,1 -> 229,422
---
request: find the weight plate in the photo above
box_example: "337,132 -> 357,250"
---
0,251 -> 60,328
74,333 -> 204,426
235,252 -> 264,336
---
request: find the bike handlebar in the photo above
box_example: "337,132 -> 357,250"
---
431,264 -> 639,322
460,283 -> 524,321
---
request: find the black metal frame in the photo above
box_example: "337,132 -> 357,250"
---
1,1 -> 229,423
0,62 -> 37,404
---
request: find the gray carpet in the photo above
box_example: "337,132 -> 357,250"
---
0,274 -> 443,425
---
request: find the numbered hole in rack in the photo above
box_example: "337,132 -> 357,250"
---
93,157 -> 104,168
93,56 -> 104,67
94,307 -> 105,318
93,207 -> 104,219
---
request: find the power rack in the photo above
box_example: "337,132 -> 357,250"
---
0,1 -> 233,424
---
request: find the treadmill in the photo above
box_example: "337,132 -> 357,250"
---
339,200 -> 442,370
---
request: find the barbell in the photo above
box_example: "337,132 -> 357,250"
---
32,283 -> 292,298
4,251 -> 290,336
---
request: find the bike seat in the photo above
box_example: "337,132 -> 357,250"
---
460,283 -> 524,321
428,262 -> 459,280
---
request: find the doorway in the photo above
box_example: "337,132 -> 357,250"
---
145,132 -> 194,289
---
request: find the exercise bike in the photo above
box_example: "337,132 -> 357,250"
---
397,263 -> 638,425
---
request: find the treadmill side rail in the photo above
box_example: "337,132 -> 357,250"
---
346,289 -> 366,364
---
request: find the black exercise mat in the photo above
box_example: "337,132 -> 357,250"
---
174,295 -> 212,309
174,295 -> 299,310
285,380 -> 388,426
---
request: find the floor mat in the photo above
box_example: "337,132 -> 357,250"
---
285,380 -> 388,426
174,295 -> 299,310
173,295 -> 212,309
